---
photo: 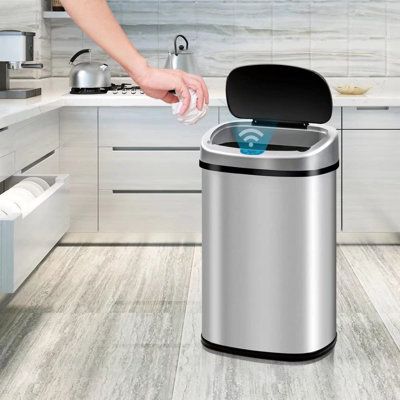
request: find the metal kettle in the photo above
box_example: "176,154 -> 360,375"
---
164,35 -> 197,74
69,49 -> 111,91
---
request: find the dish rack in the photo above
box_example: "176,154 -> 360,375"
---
0,174 -> 70,293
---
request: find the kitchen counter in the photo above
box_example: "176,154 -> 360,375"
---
1,77 -> 400,129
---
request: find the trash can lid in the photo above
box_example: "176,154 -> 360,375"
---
226,65 -> 332,128
199,65 -> 338,176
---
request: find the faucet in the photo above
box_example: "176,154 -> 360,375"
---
0,30 -> 43,99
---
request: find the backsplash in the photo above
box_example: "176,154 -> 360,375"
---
3,1 -> 400,78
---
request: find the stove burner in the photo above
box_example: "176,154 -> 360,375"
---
70,87 -> 109,95
109,83 -> 141,94
70,83 -> 142,95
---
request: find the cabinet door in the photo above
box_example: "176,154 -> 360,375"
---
14,110 -> 59,170
22,149 -> 59,175
59,107 -> 98,233
99,107 -> 218,147
99,191 -> 201,234
343,130 -> 400,232
343,107 -> 400,129
99,148 -> 200,190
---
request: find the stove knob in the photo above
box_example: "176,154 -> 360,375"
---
140,89 -> 144,95
122,88 -> 127,94
131,88 -> 136,95
113,89 -> 118,94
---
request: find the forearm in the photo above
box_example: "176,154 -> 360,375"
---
61,0 -> 148,80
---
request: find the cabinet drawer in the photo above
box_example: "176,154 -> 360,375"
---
0,174 -> 70,293
99,191 -> 201,233
343,130 -> 400,232
99,148 -> 201,190
22,149 -> 59,175
99,107 -> 218,147
14,110 -> 59,170
343,107 -> 400,129
0,153 -> 15,182
0,126 -> 14,158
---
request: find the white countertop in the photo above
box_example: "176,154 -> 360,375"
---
1,77 -> 400,129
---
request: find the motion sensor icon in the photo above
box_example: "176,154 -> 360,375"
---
238,128 -> 264,148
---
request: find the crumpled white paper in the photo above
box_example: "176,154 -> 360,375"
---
172,89 -> 208,125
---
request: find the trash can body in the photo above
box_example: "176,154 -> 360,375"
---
200,65 -> 339,361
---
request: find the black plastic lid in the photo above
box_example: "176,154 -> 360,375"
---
226,65 -> 333,127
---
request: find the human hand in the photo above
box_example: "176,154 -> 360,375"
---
134,66 -> 209,115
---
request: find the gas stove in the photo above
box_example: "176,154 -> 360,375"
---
70,83 -> 144,95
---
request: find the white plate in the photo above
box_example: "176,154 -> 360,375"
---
24,177 -> 50,191
16,180 -> 45,197
2,187 -> 36,211
0,198 -> 22,216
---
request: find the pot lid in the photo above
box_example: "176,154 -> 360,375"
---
226,65 -> 333,127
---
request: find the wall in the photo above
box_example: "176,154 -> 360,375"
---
0,0 -> 51,78
2,1 -> 400,78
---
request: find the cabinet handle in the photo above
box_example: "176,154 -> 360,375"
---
356,107 -> 389,111
0,127 -> 8,133
112,190 -> 201,194
112,147 -> 200,151
21,150 -> 55,173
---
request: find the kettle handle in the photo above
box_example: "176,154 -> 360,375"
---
70,49 -> 91,64
174,35 -> 189,56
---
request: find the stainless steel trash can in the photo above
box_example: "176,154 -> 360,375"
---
200,65 -> 339,361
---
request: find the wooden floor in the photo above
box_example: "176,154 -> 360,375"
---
0,245 -> 399,399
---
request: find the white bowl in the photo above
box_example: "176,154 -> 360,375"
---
16,180 -> 45,197
0,198 -> 22,216
24,177 -> 50,191
2,187 -> 36,211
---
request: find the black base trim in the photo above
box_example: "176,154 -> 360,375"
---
201,334 -> 337,362
199,160 -> 339,177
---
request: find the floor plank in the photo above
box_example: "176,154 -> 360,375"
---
341,245 -> 400,350
0,246 -> 194,400
172,247 -> 400,400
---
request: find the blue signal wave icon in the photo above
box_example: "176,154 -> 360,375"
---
238,128 -> 264,148
235,125 -> 276,155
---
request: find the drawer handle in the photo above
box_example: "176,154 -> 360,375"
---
356,107 -> 390,111
0,127 -> 8,133
21,150 -> 56,173
112,147 -> 200,151
112,190 -> 202,194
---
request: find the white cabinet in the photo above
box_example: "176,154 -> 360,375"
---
0,127 -> 14,158
22,149 -> 59,175
99,191 -> 201,234
99,148 -> 201,190
343,107 -> 400,129
343,130 -> 400,233
13,110 -> 59,171
0,175 -> 70,293
99,107 -> 218,147
0,153 -> 15,183
59,107 -> 98,233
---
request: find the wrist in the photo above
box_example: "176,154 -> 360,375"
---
126,56 -> 151,84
